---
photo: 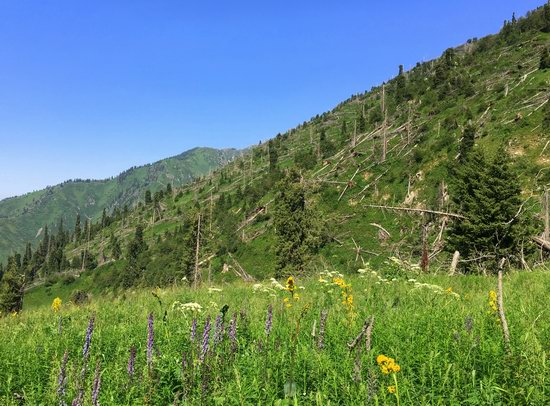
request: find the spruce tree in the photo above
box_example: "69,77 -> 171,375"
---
540,47 -> 550,69
74,214 -> 81,242
319,130 -> 335,159
145,190 -> 152,205
448,148 -> 531,272
459,122 -> 476,163
268,140 -> 279,173
0,257 -> 24,314
273,170 -> 324,278
122,225 -> 148,288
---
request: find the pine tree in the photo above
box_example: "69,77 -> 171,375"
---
357,111 -> 367,133
273,170 -> 324,278
448,148 -> 531,272
145,190 -> 152,205
166,183 -> 173,195
110,234 -> 122,260
540,47 -> 550,69
341,120 -> 347,137
0,257 -> 24,314
268,140 -> 279,173
543,101 -> 550,130
459,122 -> 476,162
122,225 -> 148,288
319,130 -> 335,159
101,208 -> 107,228
74,213 -> 81,243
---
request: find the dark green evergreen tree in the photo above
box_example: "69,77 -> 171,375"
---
273,170 -> 325,278
459,122 -> 476,163
357,111 -> 367,133
145,190 -> 152,205
543,101 -> 550,130
268,140 -> 279,173
74,213 -> 81,243
319,130 -> 335,159
0,257 -> 24,314
122,225 -> 148,288
110,233 -> 122,260
448,148 -> 531,272
340,120 -> 347,137
540,47 -> 550,69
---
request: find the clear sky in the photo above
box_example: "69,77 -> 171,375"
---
0,0 -> 544,200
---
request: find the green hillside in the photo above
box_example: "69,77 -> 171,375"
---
0,147 -> 240,262
8,5 -> 550,299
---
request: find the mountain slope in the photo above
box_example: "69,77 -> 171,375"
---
20,4 -> 550,299
0,147 -> 240,261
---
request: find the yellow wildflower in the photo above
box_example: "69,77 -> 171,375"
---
51,297 -> 62,313
387,385 -> 396,394
446,287 -> 453,293
377,354 -> 400,374
488,290 -> 498,313
286,276 -> 296,296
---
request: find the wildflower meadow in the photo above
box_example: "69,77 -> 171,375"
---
0,267 -> 548,405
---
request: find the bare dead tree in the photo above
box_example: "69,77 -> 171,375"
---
192,213 -> 202,289
497,261 -> 511,353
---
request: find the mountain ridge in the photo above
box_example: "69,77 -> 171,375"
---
0,146 -> 240,260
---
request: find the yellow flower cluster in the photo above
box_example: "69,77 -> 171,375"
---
488,290 -> 498,313
387,385 -> 396,394
286,276 -> 296,296
51,297 -> 62,313
333,277 -> 354,314
284,277 -> 300,308
377,354 -> 401,375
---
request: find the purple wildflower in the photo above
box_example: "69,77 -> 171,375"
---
91,362 -> 101,406
200,316 -> 211,363
213,314 -> 224,347
147,313 -> 154,369
127,346 -> 136,380
82,315 -> 95,359
317,310 -> 328,350
57,351 -> 68,404
190,318 -> 197,343
265,304 -> 273,337
228,313 -> 238,353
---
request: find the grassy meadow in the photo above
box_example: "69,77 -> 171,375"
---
1,266 -> 549,405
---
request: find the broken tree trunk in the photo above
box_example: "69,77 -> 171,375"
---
544,187 -> 549,241
363,204 -> 466,219
449,251 -> 460,275
497,264 -> 511,353
532,236 -> 550,251
192,213 -> 202,289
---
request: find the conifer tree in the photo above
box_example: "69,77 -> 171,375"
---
273,170 -> 325,278
319,130 -> 335,159
540,47 -> 550,69
448,148 -> 531,272
110,234 -> 122,260
459,122 -> 476,162
145,190 -> 152,205
0,257 -> 24,314
268,140 -> 279,173
74,213 -> 81,242
543,101 -> 550,130
122,225 -> 148,288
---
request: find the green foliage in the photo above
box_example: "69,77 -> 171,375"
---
294,148 -> 317,171
448,148 -> 532,272
0,257 -> 24,314
6,271 -> 550,404
540,47 -> 550,69
273,171 -> 325,278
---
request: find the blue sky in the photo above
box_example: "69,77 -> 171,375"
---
0,0 -> 544,199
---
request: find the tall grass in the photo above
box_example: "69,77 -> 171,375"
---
0,269 -> 548,405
